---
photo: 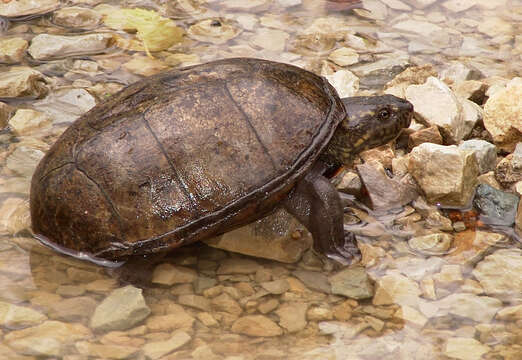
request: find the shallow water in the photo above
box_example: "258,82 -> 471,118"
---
0,0 -> 521,359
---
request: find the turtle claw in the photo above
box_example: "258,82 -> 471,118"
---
322,232 -> 361,266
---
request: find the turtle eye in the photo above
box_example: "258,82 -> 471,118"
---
378,108 -> 390,120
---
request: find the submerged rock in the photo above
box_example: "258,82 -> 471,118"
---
329,266 -> 374,299
231,315 -> 283,337
188,18 -> 242,45
443,337 -> 490,360
52,6 -> 102,29
142,330 -> 191,360
0,38 -> 28,64
0,0 -> 59,18
28,33 -> 113,60
0,67 -> 48,98
473,183 -> 519,226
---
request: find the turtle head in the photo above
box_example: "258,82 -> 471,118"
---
324,94 -> 413,166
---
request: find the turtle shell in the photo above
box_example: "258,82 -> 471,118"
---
30,58 -> 346,261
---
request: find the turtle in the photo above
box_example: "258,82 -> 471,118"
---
30,58 -> 413,267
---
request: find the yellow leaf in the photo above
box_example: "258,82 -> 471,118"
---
103,8 -> 184,54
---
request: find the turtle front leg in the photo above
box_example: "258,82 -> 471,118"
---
282,162 -> 360,265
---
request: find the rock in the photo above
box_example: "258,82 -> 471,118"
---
440,62 -> 482,84
121,55 -> 168,76
406,77 -> 467,143
408,233 -> 452,255
328,47 -> 359,66
231,315 -> 283,337
473,183 -> 519,226
28,33 -> 113,60
325,69 -> 359,98
6,145 -> 45,177
251,28 -> 289,52
373,272 -> 421,306
292,270 -> 331,293
453,80 -> 487,104
216,258 -> 260,274
258,298 -> 279,314
188,19 -> 242,45
433,264 -> 464,288
441,0 -> 479,12
8,109 -> 51,135
52,6 -> 102,29
0,101 -> 13,128
206,207 -> 311,263
434,293 -> 502,322
211,293 -> 242,316
352,56 -> 410,89
0,38 -> 28,64
197,312 -> 218,327
142,330 -> 191,360
483,78 -> 522,152
408,143 -> 479,207
402,0 -> 437,9
0,198 -> 30,234
4,320 -> 91,357
0,0 -> 59,17
394,305 -> 428,328
307,306 -> 333,321
152,264 -> 197,285
90,285 -> 151,332
385,64 -> 437,98
75,341 -> 139,359
495,153 -> 522,188
472,249 -> 522,300
408,126 -> 443,149
392,19 -> 443,38
443,337 -> 490,360
517,198 -> 522,236
356,162 -> 418,212
458,140 -> 497,175
0,301 -> 47,327
0,66 -> 48,98
48,296 -> 97,322
260,279 -> 289,295
177,294 -> 211,311
192,344 -> 221,360
329,266 -> 374,299
33,88 -> 96,124
446,230 -> 508,266
145,312 -> 195,332
496,304 -> 522,321
336,171 -> 362,196
275,302 -> 308,333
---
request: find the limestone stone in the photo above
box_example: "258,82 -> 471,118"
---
275,302 -> 308,333
472,249 -> 522,300
408,143 -> 479,207
0,38 -> 28,64
145,312 -> 195,332
187,18 -> 242,45
0,0 -> 59,17
4,320 -> 91,357
75,341 -> 139,359
441,0 -> 478,12
142,330 -> 191,359
90,285 -> 151,332
33,87 -> 96,124
0,66 -> 48,98
197,312 -> 219,327
251,28 -> 289,52
211,293 -> 243,316
28,33 -> 113,60
459,140 -> 497,175
496,304 -> 522,321
434,293 -> 502,322
402,0 -> 437,8
292,270 -> 331,293
231,315 -> 283,337
328,47 -> 359,66
373,272 -> 421,306
8,109 -> 51,136
152,264 -> 197,285
406,77 -> 466,143
408,126 -> 443,149
325,69 -> 359,98
206,207 -> 311,263
177,294 -> 211,311
385,64 -> 437,98
329,266 -> 374,299
0,301 -> 46,327
48,296 -> 97,322
394,305 -> 427,328
258,299 -> 279,314
444,337 -> 490,360
495,153 -> 522,188
122,55 -> 169,76
483,78 -> 522,152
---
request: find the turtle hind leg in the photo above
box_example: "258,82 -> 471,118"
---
282,162 -> 361,265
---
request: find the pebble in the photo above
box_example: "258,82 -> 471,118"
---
328,47 -> 359,66
145,312 -> 195,332
8,109 -> 51,136
0,66 -> 48,98
435,293 -> 502,322
408,143 -> 479,207
260,279 -> 289,295
33,88 -> 96,124
28,33 -> 113,60
458,140 -> 497,174
472,248 -> 522,300
142,330 -> 191,360
177,294 -> 211,311
473,183 -> 519,226
6,145 -> 45,178
90,285 -> 151,332
443,337 -> 490,360
4,320 -> 91,357
328,266 -> 374,300
373,272 -> 421,307
188,19 -> 242,45
211,293 -> 243,316
52,6 -> 102,29
325,69 -> 359,98
408,233 -> 452,255
122,55 -> 169,76
394,305 -> 428,328
0,0 -> 60,17
483,78 -> 522,152
231,315 -> 283,337
152,264 -> 197,285
75,341 -> 139,359
292,270 -> 331,294
275,302 -> 308,333
495,152 -> 522,188
0,38 -> 28,64
251,28 -> 289,52
48,296 -> 97,322
0,301 -> 47,328
197,312 -> 219,327
0,198 -> 30,234
408,125 -> 443,149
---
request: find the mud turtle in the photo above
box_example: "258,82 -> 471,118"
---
30,58 -> 412,267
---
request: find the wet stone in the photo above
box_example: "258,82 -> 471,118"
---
292,270 -> 331,294
0,67 -> 48,98
142,330 -> 191,360
28,33 -> 113,60
145,312 -> 195,332
0,38 -> 28,64
0,301 -> 47,328
90,285 -> 151,332
152,264 -> 197,286
33,87 -> 96,124
443,337 -> 490,360
0,198 -> 30,235
473,183 -> 519,226
373,272 -> 421,307
394,305 -> 428,328
75,341 -> 139,360
8,109 -> 51,136
329,266 -> 374,300
459,140 -> 497,175
48,296 -> 97,322
324,69 -> 359,98
495,152 -> 522,188
258,298 -> 279,314
211,293 -> 243,316
122,55 -> 169,77
177,294 -> 211,311
408,233 -> 452,256
231,315 -> 283,337
275,302 -> 308,333
328,47 -> 359,66
52,6 -> 102,29
408,126 -> 443,149
260,279 -> 289,295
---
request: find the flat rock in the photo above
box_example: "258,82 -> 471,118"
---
52,6 -> 102,29
0,0 -> 59,17
402,0 -> 437,8
187,18 -> 242,45
394,305 -> 428,328
122,55 -> 169,77
48,296 -> 97,322
328,47 -> 359,66
75,341 -> 139,360
408,143 -> 479,207
145,312 -> 195,332
483,78 -> 522,152
275,302 -> 308,333
0,198 -> 30,234
260,279 -> 290,295
142,330 -> 191,360
0,38 -> 28,64
177,294 -> 211,311
211,293 -> 243,316
231,315 -> 283,337
251,28 -> 289,52
28,33 -> 113,60
8,109 -> 51,135
373,272 -> 421,306
206,207 -> 311,263
329,266 -> 374,299
408,125 -> 443,149
0,301 -> 47,327
0,66 -> 48,98
444,337 -> 490,360
292,270 -> 331,293
445,230 -> 508,266
33,88 -> 96,124
441,0 -> 479,12
473,183 -> 519,226
406,77 -> 467,143
496,304 -> 522,321
433,293 -> 502,322
459,140 -> 497,174
4,320 -> 91,357
472,248 -> 522,300
90,285 -> 151,332
152,264 -> 197,285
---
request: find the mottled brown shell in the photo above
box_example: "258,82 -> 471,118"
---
30,58 -> 345,260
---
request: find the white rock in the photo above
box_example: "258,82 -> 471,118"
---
8,109 -> 51,135
444,337 -> 490,360
33,88 -> 96,124
0,301 -> 47,327
325,70 -> 359,98
328,47 -> 359,66
187,19 -> 242,45
0,66 -> 48,98
52,6 -> 102,29
28,33 -> 113,60
392,20 -> 442,38
380,0 -> 412,11
277,0 -> 302,7
373,272 -> 421,307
